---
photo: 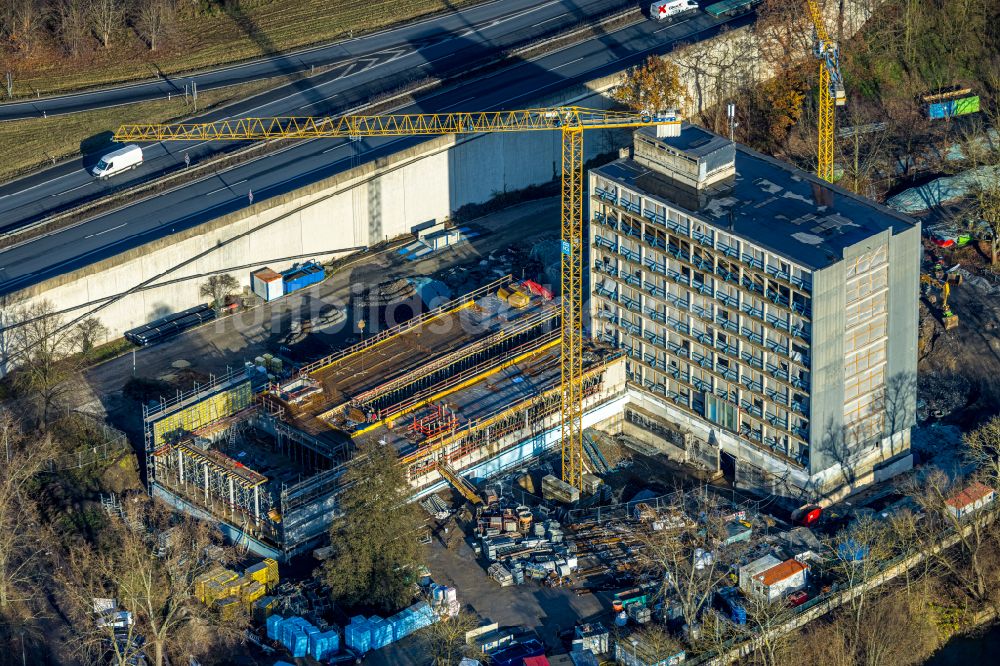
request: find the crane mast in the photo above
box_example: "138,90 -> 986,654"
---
118,107 -> 679,491
806,0 -> 846,182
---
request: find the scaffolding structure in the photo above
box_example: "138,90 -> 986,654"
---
342,308 -> 559,428
347,332 -> 561,435
151,436 -> 274,537
400,362 -> 613,482
143,366 -> 253,454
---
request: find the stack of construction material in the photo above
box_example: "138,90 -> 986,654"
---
267,615 -> 338,660
488,563 -> 514,586
368,617 -> 392,649
253,596 -> 276,623
542,475 -> 581,503
345,616 -> 372,653
195,567 -> 239,604
309,628 -> 340,661
387,602 -> 437,641
430,584 -> 459,617
213,595 -> 242,621
281,617 -> 312,658
245,558 -> 280,591
581,473 -> 603,495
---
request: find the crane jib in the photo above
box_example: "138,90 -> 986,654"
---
111,106 -> 680,491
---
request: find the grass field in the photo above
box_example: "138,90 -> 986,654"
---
0,77 -> 285,184
7,0 -> 480,97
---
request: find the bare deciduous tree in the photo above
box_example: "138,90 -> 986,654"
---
75,316 -> 109,357
7,300 -> 80,426
200,273 -> 240,312
638,491 -> 747,641
136,0 -> 177,51
0,0 -> 47,54
829,514 -> 896,653
418,608 -> 480,666
965,415 -> 1000,488
905,469 -> 1000,605
60,502 -> 245,666
0,410 -> 53,628
88,0 -> 125,49
54,0 -> 91,57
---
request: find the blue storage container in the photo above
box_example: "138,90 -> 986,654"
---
345,618 -> 371,652
310,630 -> 340,660
266,614 -> 285,641
282,261 -> 325,294
290,630 -> 309,658
280,620 -> 297,649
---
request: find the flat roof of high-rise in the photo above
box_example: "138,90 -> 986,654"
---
594,124 -> 917,271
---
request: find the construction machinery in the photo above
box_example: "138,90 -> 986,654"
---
921,272 -> 961,330
805,0 -> 846,183
115,107 -> 680,491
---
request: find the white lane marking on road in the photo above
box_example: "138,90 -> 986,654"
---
532,15 -> 564,27
57,182 -> 91,195
205,178 -> 246,195
84,223 -> 126,239
298,94 -> 339,111
442,96 -> 476,111
336,61 -> 358,80
551,57 -> 584,70
655,18 -> 691,33
14,171 -> 75,195
322,144 -> 349,154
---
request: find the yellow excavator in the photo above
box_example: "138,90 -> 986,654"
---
921,272 -> 960,330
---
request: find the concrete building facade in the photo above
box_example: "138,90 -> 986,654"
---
587,124 -> 920,500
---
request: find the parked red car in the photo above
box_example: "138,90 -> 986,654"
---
787,590 -> 810,607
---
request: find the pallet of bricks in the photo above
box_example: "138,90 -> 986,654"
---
194,557 -> 279,622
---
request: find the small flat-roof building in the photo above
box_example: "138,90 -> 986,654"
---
946,481 -> 997,519
751,558 -> 809,602
588,122 -> 919,500
738,554 -> 783,595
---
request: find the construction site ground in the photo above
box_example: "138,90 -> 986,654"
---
82,196 -> 562,438
364,518 -> 611,666
917,235 -> 1000,461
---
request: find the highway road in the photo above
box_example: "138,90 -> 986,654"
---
0,0 -> 620,121
0,6 -> 756,298
0,0 -> 631,230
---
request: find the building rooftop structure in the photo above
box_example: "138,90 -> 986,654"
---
946,481 -> 997,511
598,124 -> 915,270
589,122 -> 919,501
755,558 -> 808,587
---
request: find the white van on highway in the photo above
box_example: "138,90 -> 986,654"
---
650,0 -> 700,20
92,144 -> 143,179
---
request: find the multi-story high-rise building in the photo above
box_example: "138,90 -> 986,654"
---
588,123 -> 919,499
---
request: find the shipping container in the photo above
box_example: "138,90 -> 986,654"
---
251,267 -> 284,302
923,88 -> 980,119
282,261 -> 325,294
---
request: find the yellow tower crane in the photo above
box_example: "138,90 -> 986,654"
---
115,107 -> 680,491
806,0 -> 846,182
